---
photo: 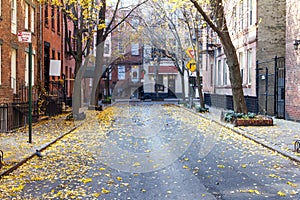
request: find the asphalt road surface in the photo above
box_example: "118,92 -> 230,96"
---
1,103 -> 299,199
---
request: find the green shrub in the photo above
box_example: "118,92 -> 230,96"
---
223,111 -> 256,122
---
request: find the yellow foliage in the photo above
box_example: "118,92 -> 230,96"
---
101,188 -> 111,194
277,191 -> 286,196
81,178 -> 93,184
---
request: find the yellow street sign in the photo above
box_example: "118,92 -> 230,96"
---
186,47 -> 195,59
186,59 -> 196,72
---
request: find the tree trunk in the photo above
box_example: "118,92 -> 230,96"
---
196,70 -> 205,108
90,42 -> 105,106
220,32 -> 248,113
73,57 -> 88,115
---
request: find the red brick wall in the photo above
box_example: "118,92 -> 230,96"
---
41,3 -> 63,84
0,0 -> 38,104
285,0 -> 300,121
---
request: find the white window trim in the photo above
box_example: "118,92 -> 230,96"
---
0,44 -> 1,85
32,54 -> 35,86
25,3 -> 29,30
247,49 -> 252,84
30,7 -> 35,33
25,52 -> 29,86
11,49 -> 17,93
0,0 -> 2,17
11,0 -> 17,34
239,52 -> 244,84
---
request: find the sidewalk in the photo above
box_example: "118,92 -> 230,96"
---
0,113 -> 76,177
196,106 -> 300,163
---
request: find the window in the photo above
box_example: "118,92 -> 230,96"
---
51,5 -> 55,30
45,4 -> 48,26
223,59 -> 228,85
25,3 -> 29,30
31,7 -> 35,33
239,52 -> 244,84
52,50 -> 55,59
239,2 -> 243,31
25,52 -> 29,86
217,60 -> 222,86
31,54 -> 35,86
118,41 -> 125,54
131,43 -> 139,55
0,44 -> 1,85
57,7 -> 60,33
247,49 -> 252,84
25,53 -> 34,86
11,0 -> 17,34
248,0 -> 253,26
57,52 -> 60,60
232,6 -> 237,31
118,65 -> 125,80
131,18 -> 139,30
0,0 -> 2,17
11,49 -> 17,93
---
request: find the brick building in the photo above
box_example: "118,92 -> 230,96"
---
39,1 -> 64,116
203,0 -> 286,117
285,0 -> 300,121
0,0 -> 38,131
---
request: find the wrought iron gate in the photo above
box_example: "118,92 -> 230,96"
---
256,56 -> 285,118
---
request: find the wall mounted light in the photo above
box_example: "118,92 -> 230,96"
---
293,40 -> 300,50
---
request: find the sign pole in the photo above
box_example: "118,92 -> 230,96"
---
28,42 -> 32,143
18,31 -> 33,143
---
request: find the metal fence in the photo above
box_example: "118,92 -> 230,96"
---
256,56 -> 285,118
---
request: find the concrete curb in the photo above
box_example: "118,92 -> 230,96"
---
0,123 -> 82,178
179,105 -> 300,163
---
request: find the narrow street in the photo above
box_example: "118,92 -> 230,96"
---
0,103 -> 299,199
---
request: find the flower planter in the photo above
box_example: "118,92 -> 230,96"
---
233,116 -> 273,126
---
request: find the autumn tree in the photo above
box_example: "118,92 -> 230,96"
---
138,1 -> 190,101
164,0 -> 247,113
189,0 -> 247,113
89,0 -> 148,107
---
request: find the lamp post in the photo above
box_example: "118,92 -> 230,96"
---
293,40 -> 300,50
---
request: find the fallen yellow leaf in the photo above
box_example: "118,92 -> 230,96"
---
277,191 -> 286,196
133,162 -> 141,167
101,188 -> 111,194
81,178 -> 92,184
287,181 -> 298,187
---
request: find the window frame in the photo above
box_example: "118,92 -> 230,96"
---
30,6 -> 35,33
25,52 -> 29,86
248,0 -> 253,26
25,3 -> 29,30
11,0 -> 17,34
45,3 -> 49,26
0,44 -> 2,85
11,49 -> 17,93
247,49 -> 252,84
51,5 -> 55,30
57,7 -> 60,33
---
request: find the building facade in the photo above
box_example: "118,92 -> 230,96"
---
203,0 -> 286,116
285,0 -> 300,121
0,0 -> 38,131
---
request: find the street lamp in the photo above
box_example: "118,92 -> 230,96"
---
293,40 -> 300,50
